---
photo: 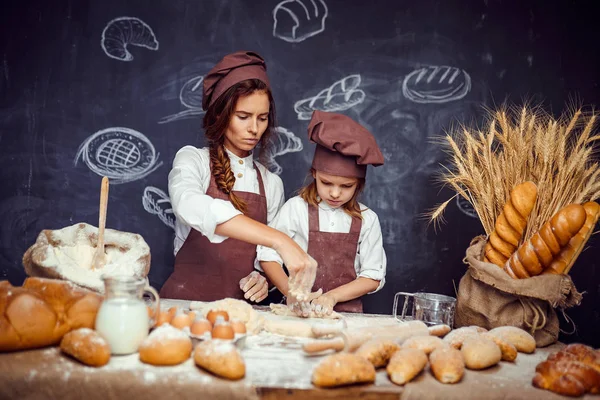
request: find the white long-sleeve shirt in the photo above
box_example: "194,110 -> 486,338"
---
168,146 -> 285,255
255,196 -> 387,293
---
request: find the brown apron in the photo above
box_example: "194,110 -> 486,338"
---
308,204 -> 363,313
160,162 -> 267,301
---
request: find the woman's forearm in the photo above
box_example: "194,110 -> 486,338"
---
215,214 -> 289,249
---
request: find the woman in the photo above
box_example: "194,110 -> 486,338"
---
257,111 -> 387,317
160,51 -> 316,303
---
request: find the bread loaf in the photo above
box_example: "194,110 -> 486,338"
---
428,324 -> 451,337
504,204 -> 586,279
402,335 -> 446,355
461,336 -> 502,370
429,346 -> 465,384
1,277 -> 102,352
354,338 -> 400,368
488,326 -> 536,353
544,201 -> 600,275
312,352 -> 376,388
533,360 -> 600,396
386,348 -> 428,385
484,181 -> 538,267
60,328 -> 110,367
193,340 -> 245,380
139,324 -> 193,366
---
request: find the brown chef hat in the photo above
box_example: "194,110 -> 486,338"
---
202,51 -> 270,110
308,110 -> 384,178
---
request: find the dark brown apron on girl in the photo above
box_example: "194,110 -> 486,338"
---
308,204 -> 363,313
160,163 -> 267,301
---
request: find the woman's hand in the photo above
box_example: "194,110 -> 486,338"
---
273,239 -> 318,302
238,271 -> 268,303
311,292 -> 337,317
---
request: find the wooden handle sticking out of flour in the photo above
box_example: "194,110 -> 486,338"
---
91,176 -> 109,270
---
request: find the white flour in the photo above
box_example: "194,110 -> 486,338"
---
32,223 -> 149,292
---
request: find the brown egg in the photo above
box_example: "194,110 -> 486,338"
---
167,307 -> 178,320
206,309 -> 229,325
230,319 -> 247,334
155,310 -> 173,327
171,310 -> 194,330
190,318 -> 212,336
211,320 -> 235,340
188,311 -> 197,321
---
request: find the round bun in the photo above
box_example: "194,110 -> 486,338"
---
139,324 -> 192,366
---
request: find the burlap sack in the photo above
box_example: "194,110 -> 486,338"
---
455,236 -> 582,347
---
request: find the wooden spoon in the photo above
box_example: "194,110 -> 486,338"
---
91,176 -> 109,270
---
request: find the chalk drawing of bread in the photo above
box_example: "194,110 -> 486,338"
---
294,74 -> 366,120
74,127 -> 163,184
101,17 -> 159,62
273,0 -> 328,43
265,127 -> 304,175
402,66 -> 471,104
142,186 -> 175,229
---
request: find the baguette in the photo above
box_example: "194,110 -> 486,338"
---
544,201 -> 600,275
1,277 -> 102,352
504,204 -> 586,279
484,181 -> 538,267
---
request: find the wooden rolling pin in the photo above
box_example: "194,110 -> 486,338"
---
303,320 -> 429,354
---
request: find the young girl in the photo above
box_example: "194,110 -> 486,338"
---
160,51 -> 315,302
257,110 -> 387,316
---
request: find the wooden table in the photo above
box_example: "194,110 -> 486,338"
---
0,299 -> 594,400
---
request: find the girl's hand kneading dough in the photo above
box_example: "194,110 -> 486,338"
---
311,293 -> 337,317
287,289 -> 322,318
238,271 -> 268,303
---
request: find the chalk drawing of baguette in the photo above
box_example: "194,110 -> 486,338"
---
402,66 -> 471,104
294,74 -> 366,120
142,186 -> 175,229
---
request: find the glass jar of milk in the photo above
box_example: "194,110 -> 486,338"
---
95,275 -> 160,355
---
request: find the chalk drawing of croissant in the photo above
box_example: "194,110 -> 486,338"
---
101,17 -> 159,62
294,74 -> 366,120
265,127 -> 304,175
273,0 -> 328,43
402,66 -> 471,104
142,186 -> 175,229
158,75 -> 205,124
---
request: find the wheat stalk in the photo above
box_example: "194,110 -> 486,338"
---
429,104 -> 600,241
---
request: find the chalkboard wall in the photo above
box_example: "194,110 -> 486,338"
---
1,0 -> 598,346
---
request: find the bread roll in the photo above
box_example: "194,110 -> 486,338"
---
442,327 -> 480,349
484,181 -> 538,266
545,201 -> 600,275
488,326 -> 536,353
429,346 -> 465,384
312,352 -> 376,388
428,324 -> 451,337
402,335 -> 446,355
354,338 -> 400,368
60,328 -> 110,367
481,332 -> 517,362
1,277 -> 102,352
461,336 -> 502,370
533,359 -> 600,396
194,340 -> 245,380
387,348 -> 428,385
139,324 -> 193,366
504,204 -> 586,278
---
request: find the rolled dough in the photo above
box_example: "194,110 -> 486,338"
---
269,303 -> 343,319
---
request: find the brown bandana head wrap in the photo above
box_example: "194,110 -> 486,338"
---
308,110 -> 384,178
202,51 -> 270,110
